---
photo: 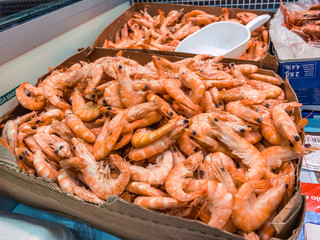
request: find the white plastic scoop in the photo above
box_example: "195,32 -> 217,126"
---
175,14 -> 271,58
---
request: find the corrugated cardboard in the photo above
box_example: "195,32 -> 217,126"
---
92,3 -> 278,71
0,48 -> 304,240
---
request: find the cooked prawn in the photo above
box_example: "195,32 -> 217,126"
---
126,182 -> 167,197
131,119 -> 177,148
165,151 -> 206,202
231,178 -> 287,232
71,89 -> 101,121
208,116 -> 266,181
134,196 -> 186,210
65,110 -> 96,143
57,169 -> 104,204
127,150 -> 173,185
33,150 -> 58,182
271,102 -> 303,152
15,83 -> 45,110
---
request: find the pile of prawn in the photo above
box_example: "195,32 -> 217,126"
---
280,0 -> 320,45
102,8 -> 269,61
1,52 -> 316,240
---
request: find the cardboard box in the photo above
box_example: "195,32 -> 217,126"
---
277,56 -> 320,108
92,3 -> 278,71
0,48 -> 305,239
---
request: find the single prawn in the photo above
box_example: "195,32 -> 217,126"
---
203,180 -> 233,229
179,65 -> 205,105
65,110 -> 96,143
33,150 -> 58,182
134,196 -> 187,210
128,118 -> 189,161
226,101 -> 266,125
62,139 -> 130,199
200,152 -> 237,195
116,63 -> 146,108
126,182 -> 167,197
1,120 -> 18,153
131,119 -> 178,148
15,83 -> 45,110
246,73 -> 283,85
146,93 -> 179,119
231,178 -> 287,232
165,151 -> 206,202
71,89 -> 101,121
164,79 -> 201,112
208,116 -> 266,181
57,168 -> 104,204
271,102 -> 303,152
93,113 -> 126,160
126,150 -> 173,186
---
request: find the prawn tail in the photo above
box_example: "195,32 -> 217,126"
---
227,166 -> 248,183
0,137 -> 11,151
60,157 -> 87,170
249,179 -> 273,192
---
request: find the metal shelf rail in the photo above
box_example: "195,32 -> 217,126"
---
130,0 -> 296,11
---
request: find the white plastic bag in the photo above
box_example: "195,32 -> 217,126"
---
269,0 -> 320,60
0,211 -> 76,240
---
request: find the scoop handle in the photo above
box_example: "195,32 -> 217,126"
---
245,14 -> 271,32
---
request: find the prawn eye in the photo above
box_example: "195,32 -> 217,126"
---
169,112 -> 174,117
54,150 -> 59,155
182,72 -> 186,75
214,118 -> 219,122
105,112 -> 110,117
305,143 -> 311,148
295,135 -> 300,141
230,63 -> 235,67
256,118 -> 262,123
94,89 -> 99,93
102,99 -> 107,105
118,65 -> 122,70
192,131 -> 197,136
107,107 -> 112,110
35,119 -> 41,124
24,150 -> 28,155
221,166 -> 225,172
31,125 -> 36,129
72,146 -> 76,151
183,119 -> 189,124
172,148 -> 177,152
157,57 -> 160,60
289,142 -> 294,147
91,95 -> 95,99
265,103 -> 270,108
219,102 -> 223,106
18,155 -> 23,160
199,169 -> 205,176
240,129 -> 245,133
59,146 -> 64,150
144,85 -> 150,91
285,184 -> 289,189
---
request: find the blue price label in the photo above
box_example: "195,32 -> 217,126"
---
283,62 -> 317,79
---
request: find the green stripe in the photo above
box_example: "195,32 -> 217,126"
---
0,86 -> 19,106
